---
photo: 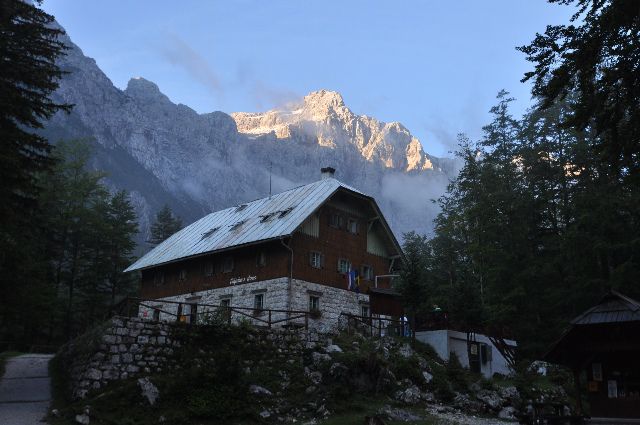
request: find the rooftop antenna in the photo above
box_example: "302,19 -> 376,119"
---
269,161 -> 273,199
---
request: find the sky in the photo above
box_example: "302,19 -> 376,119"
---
42,1 -> 576,158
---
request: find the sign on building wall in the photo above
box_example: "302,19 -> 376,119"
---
230,275 -> 257,285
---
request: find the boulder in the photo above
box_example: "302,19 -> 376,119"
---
312,351 -> 331,365
499,406 -> 518,419
499,385 -> 520,402
476,389 -> 504,411
249,384 -> 272,396
325,344 -> 343,353
422,371 -> 433,384
75,413 -> 90,424
397,343 -> 413,358
137,377 -> 159,406
394,385 -> 422,405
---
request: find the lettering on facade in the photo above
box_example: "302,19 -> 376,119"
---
229,275 -> 257,285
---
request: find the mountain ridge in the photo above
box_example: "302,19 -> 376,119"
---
43,25 -> 457,245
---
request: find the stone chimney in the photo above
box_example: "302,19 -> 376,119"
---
321,167 -> 336,179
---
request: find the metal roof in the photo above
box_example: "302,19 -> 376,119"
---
125,178 -> 380,272
570,290 -> 640,325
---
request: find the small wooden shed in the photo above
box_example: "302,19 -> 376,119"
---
544,290 -> 640,420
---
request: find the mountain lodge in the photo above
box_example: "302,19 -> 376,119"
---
125,168 -> 404,331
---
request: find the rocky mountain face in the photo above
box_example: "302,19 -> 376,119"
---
43,27 -> 457,247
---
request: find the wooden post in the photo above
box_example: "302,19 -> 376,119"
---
227,307 -> 232,326
573,368 -> 583,416
305,312 -> 308,331
378,317 -> 382,338
268,310 -> 272,328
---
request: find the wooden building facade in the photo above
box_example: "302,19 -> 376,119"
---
545,291 -> 640,420
126,169 -> 403,330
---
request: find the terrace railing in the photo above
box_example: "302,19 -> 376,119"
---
115,297 -> 312,331
339,313 -> 410,339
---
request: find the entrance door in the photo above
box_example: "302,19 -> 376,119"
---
469,341 -> 481,373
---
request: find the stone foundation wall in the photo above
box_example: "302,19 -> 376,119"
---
140,277 -> 369,332
60,316 -> 178,399
60,315 -> 330,400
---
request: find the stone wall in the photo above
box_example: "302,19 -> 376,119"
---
59,316 -> 178,399
59,314 -> 330,400
139,277 -> 369,333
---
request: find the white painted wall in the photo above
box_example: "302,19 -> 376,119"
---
415,329 -> 516,378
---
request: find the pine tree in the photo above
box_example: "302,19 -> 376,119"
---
150,205 -> 182,245
0,0 -> 70,342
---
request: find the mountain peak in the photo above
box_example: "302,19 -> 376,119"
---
303,90 -> 345,109
125,77 -> 172,104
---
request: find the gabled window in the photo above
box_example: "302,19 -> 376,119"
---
347,218 -> 358,234
337,258 -> 351,274
203,261 -> 214,277
329,213 -> 343,229
256,250 -> 267,267
361,265 -> 373,281
178,269 -> 187,282
310,251 -> 324,269
223,256 -> 234,273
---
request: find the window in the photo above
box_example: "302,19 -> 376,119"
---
361,265 -> 373,281
254,293 -> 264,311
256,250 -> 267,267
338,258 -> 351,274
201,227 -> 219,239
310,251 -> 323,269
260,213 -> 276,223
203,261 -> 214,277
153,271 -> 164,286
309,295 -> 320,312
329,213 -> 343,229
152,308 -> 160,321
220,298 -> 231,308
223,256 -> 234,273
178,269 -> 187,282
230,220 -> 245,231
347,218 -> 358,234
361,305 -> 370,318
279,207 -> 293,218
235,204 -> 247,212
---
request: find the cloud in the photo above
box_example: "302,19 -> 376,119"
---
159,32 -> 224,100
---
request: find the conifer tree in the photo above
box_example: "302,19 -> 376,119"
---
150,205 -> 182,245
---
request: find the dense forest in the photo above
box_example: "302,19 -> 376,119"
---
398,0 -> 640,358
1,0 -> 639,359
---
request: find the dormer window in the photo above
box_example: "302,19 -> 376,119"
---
230,220 -> 245,231
201,227 -> 219,239
235,204 -> 247,212
279,207 -> 293,218
260,213 -> 276,223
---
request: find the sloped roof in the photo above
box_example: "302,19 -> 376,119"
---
126,178 -> 399,272
570,290 -> 640,325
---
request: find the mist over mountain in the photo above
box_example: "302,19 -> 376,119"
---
43,26 -> 458,246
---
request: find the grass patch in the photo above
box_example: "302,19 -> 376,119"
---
319,397 -> 439,425
0,351 -> 22,378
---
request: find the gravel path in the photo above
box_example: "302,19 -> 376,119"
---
0,354 -> 54,425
